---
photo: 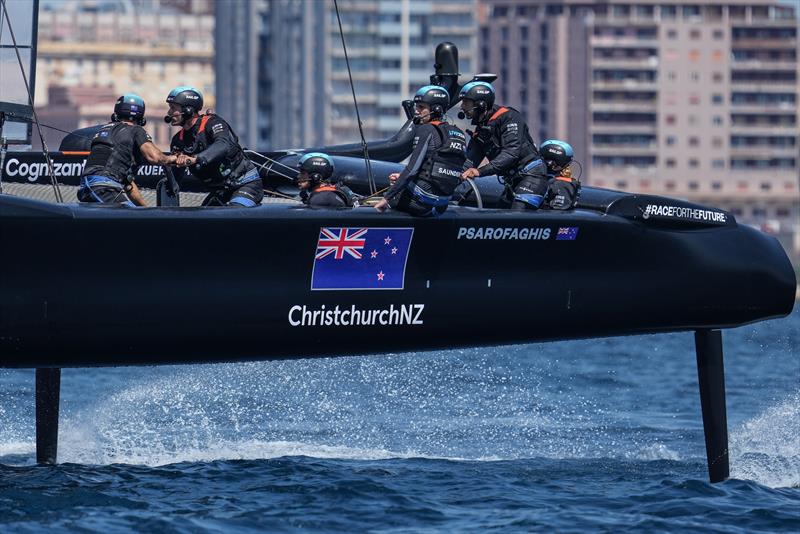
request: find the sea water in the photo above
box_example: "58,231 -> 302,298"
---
1,310 -> 797,532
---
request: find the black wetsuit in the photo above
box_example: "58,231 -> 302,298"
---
301,184 -> 352,209
170,114 -> 263,207
465,106 -> 547,209
384,121 -> 466,217
78,122 -> 150,206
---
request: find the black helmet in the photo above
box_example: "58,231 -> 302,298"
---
413,85 -> 450,119
112,93 -> 146,126
458,81 -> 495,110
540,139 -> 574,171
166,86 -> 204,117
297,152 -> 335,184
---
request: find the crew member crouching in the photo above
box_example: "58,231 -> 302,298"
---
296,152 -> 354,208
165,86 -> 263,207
375,85 -> 466,216
78,94 -> 178,206
540,139 -> 580,210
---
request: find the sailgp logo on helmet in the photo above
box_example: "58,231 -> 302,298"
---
166,86 -> 204,116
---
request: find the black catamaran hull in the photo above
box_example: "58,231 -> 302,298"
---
0,193 -> 794,368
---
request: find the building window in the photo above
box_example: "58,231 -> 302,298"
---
737,181 -> 748,190
760,182 -> 772,191
667,29 -> 678,39
712,159 -> 725,169
667,71 -> 677,81
689,94 -> 701,105
690,72 -> 700,82
712,137 -> 723,148
666,136 -> 676,146
616,180 -> 628,188
689,159 -> 699,168
666,158 -> 676,167
713,116 -> 723,126
689,49 -> 700,61
786,182 -> 796,190
752,207 -> 767,217
713,29 -> 724,40
712,50 -> 723,61
665,115 -> 676,125
689,181 -> 699,190
666,180 -> 676,190
713,72 -> 724,83
689,137 -> 699,147
712,94 -> 723,105
776,207 -> 790,217
520,26 -> 528,41
689,29 -> 701,39
712,181 -> 722,190
640,179 -> 651,188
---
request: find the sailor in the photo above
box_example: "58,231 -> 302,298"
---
78,94 -> 178,206
375,85 -> 466,216
540,139 -> 580,210
296,152 -> 354,208
165,86 -> 263,207
459,81 -> 548,210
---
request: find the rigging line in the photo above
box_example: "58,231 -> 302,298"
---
0,0 -> 5,45
0,0 -> 63,203
243,149 -> 300,177
246,156 -> 297,182
332,0 -> 375,195
12,116 -> 95,140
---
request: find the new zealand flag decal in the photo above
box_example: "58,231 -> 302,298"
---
556,227 -> 579,241
311,227 -> 414,290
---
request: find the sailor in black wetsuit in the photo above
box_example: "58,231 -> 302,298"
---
78,94 -> 178,206
296,152 -> 353,208
540,139 -> 580,210
459,81 -> 548,210
375,85 -> 466,217
165,86 -> 263,207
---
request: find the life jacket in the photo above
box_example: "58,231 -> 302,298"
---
175,114 -> 250,185
546,171 -> 581,210
408,121 -> 467,207
309,184 -> 353,207
82,122 -> 141,185
471,106 -> 540,175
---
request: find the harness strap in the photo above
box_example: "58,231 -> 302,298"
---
178,115 -> 211,141
489,107 -> 509,122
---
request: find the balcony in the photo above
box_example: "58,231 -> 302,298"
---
592,57 -> 659,69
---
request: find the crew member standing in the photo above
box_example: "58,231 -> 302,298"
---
165,86 -> 263,207
459,81 -> 548,210
375,85 -> 466,217
78,94 -> 178,206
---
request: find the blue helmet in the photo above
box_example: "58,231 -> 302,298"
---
166,86 -> 204,117
413,85 -> 450,118
540,139 -> 574,170
458,81 -> 495,109
298,152 -> 335,184
112,93 -> 146,125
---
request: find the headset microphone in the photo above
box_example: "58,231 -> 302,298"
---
164,115 -> 172,123
457,111 -> 466,120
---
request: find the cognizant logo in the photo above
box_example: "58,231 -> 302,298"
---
3,158 -> 86,182
288,304 -> 424,327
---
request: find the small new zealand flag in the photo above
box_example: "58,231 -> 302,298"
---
311,227 -> 414,290
556,227 -> 579,241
